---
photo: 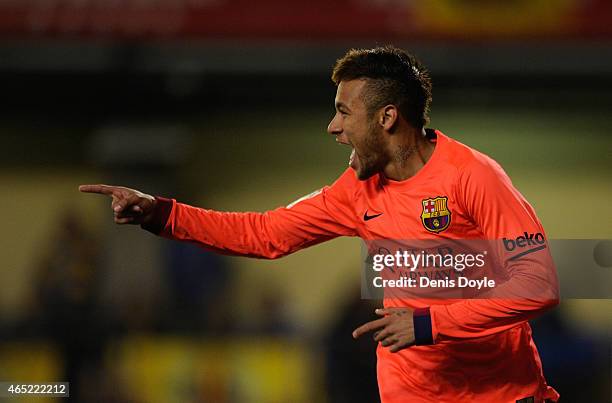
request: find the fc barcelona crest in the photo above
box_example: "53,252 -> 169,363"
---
421,196 -> 451,233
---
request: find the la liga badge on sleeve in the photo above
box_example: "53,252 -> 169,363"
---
421,196 -> 451,233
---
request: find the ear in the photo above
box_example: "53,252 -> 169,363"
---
379,105 -> 398,131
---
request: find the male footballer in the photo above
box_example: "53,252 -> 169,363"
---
80,46 -> 560,402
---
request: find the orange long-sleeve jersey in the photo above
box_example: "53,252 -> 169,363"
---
143,130 -> 560,403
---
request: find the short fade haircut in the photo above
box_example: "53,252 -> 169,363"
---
331,45 -> 432,129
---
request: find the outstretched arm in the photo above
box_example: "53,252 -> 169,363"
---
79,169 -> 359,259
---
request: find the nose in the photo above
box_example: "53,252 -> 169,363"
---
327,113 -> 342,136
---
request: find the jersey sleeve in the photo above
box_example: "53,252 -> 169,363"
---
142,169 -> 359,259
414,155 -> 559,345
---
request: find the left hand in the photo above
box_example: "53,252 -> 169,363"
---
352,307 -> 415,353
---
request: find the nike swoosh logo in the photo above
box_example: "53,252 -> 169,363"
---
363,211 -> 383,221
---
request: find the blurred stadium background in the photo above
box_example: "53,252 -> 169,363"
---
0,1 -> 611,402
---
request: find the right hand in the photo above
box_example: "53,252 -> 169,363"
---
79,184 -> 157,225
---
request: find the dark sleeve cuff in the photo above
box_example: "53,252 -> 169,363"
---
141,196 -> 173,235
413,307 -> 434,345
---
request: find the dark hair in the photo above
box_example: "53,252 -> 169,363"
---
331,45 -> 432,129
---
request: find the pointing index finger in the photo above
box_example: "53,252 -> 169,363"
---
79,184 -> 118,196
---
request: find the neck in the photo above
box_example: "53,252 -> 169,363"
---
382,128 -> 435,181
